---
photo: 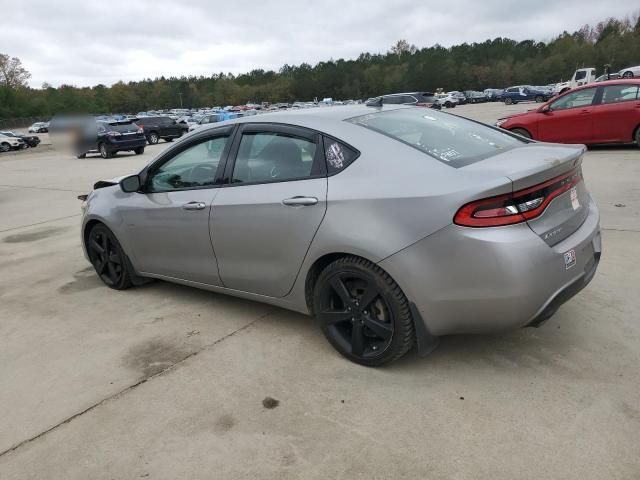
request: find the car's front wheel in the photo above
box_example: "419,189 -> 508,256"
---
134,147 -> 145,155
147,132 -> 159,144
535,96 -> 544,103
504,97 -> 513,105
86,224 -> 133,290
511,128 -> 532,139
0,142 -> 10,153
164,137 -> 173,142
313,256 -> 415,366
623,71 -> 634,79
99,143 -> 112,159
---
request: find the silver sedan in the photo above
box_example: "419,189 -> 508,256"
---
80,105 -> 601,365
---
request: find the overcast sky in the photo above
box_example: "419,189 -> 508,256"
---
1,0 -> 637,88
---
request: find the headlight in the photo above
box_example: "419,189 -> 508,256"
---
495,118 -> 508,127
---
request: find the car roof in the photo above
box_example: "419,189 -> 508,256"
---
194,104 -> 411,134
569,78 -> 640,91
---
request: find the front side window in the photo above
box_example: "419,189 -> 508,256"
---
347,108 -> 524,168
551,88 -> 597,110
601,85 -> 639,104
148,136 -> 229,191
232,132 -> 317,184
575,70 -> 587,81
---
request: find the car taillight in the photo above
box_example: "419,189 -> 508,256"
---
454,168 -> 583,227
137,127 -> 144,134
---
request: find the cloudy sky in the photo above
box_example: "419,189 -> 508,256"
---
1,0 -> 637,88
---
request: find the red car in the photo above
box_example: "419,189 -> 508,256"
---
497,79 -> 640,146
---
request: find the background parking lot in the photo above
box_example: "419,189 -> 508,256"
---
0,102 -> 639,479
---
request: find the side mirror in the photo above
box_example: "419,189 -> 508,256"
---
120,174 -> 141,193
539,104 -> 551,114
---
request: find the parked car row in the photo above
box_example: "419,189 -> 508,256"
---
0,130 -> 42,153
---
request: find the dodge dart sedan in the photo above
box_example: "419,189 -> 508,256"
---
80,105 -> 601,366
497,79 -> 640,145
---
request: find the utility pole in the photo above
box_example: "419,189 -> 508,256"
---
178,92 -> 183,108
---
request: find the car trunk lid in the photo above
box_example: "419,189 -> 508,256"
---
464,143 -> 590,245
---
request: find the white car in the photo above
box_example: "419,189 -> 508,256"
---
435,93 -> 458,108
618,65 -> 640,78
28,122 -> 48,133
0,133 -> 26,152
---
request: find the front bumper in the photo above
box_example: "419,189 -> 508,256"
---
379,197 -> 601,336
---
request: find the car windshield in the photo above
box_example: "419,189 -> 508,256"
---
347,108 -> 524,167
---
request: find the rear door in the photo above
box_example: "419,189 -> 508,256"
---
537,87 -> 598,143
211,123 -> 327,297
591,84 -> 640,143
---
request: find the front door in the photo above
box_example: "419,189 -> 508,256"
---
211,124 -> 327,297
537,87 -> 598,143
119,132 -> 232,285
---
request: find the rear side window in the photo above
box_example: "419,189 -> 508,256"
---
346,109 -> 524,168
601,85 -> 639,104
322,137 -> 359,174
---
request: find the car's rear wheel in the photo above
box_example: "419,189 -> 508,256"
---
99,143 -> 112,159
444,101 -> 452,108
87,224 -> 133,290
147,132 -> 159,144
134,147 -> 144,155
511,128 -> 532,139
313,256 -> 415,366
164,137 -> 173,142
535,96 -> 544,103
623,71 -> 634,79
504,97 -> 513,105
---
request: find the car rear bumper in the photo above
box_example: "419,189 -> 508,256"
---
379,197 -> 601,336
105,136 -> 146,151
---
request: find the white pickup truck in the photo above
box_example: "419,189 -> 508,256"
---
553,68 -> 597,95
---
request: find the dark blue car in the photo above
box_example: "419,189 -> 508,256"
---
502,85 -> 553,105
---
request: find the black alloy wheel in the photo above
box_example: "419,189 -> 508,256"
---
535,95 -> 544,103
87,225 -> 132,290
314,257 -> 414,366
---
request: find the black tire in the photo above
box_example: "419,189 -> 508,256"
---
622,71 -> 634,79
535,95 -> 544,103
147,132 -> 159,145
444,101 -> 452,108
99,143 -> 112,159
635,126 -> 640,147
511,128 -> 532,139
134,147 -> 145,155
313,256 -> 415,366
504,97 -> 513,105
0,142 -> 10,153
164,137 -> 173,142
86,224 -> 133,290
76,153 -> 86,159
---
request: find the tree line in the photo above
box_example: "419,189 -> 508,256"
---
1,15 -> 639,119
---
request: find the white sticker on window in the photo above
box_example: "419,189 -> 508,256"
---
326,142 -> 345,169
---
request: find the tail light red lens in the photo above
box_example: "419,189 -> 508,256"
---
454,167 -> 583,227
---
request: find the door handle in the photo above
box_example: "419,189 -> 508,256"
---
182,201 -> 206,211
282,196 -> 318,207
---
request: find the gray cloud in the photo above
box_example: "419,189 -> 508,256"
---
1,0 -> 637,87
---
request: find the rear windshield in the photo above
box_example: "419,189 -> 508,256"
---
346,108 -> 524,167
